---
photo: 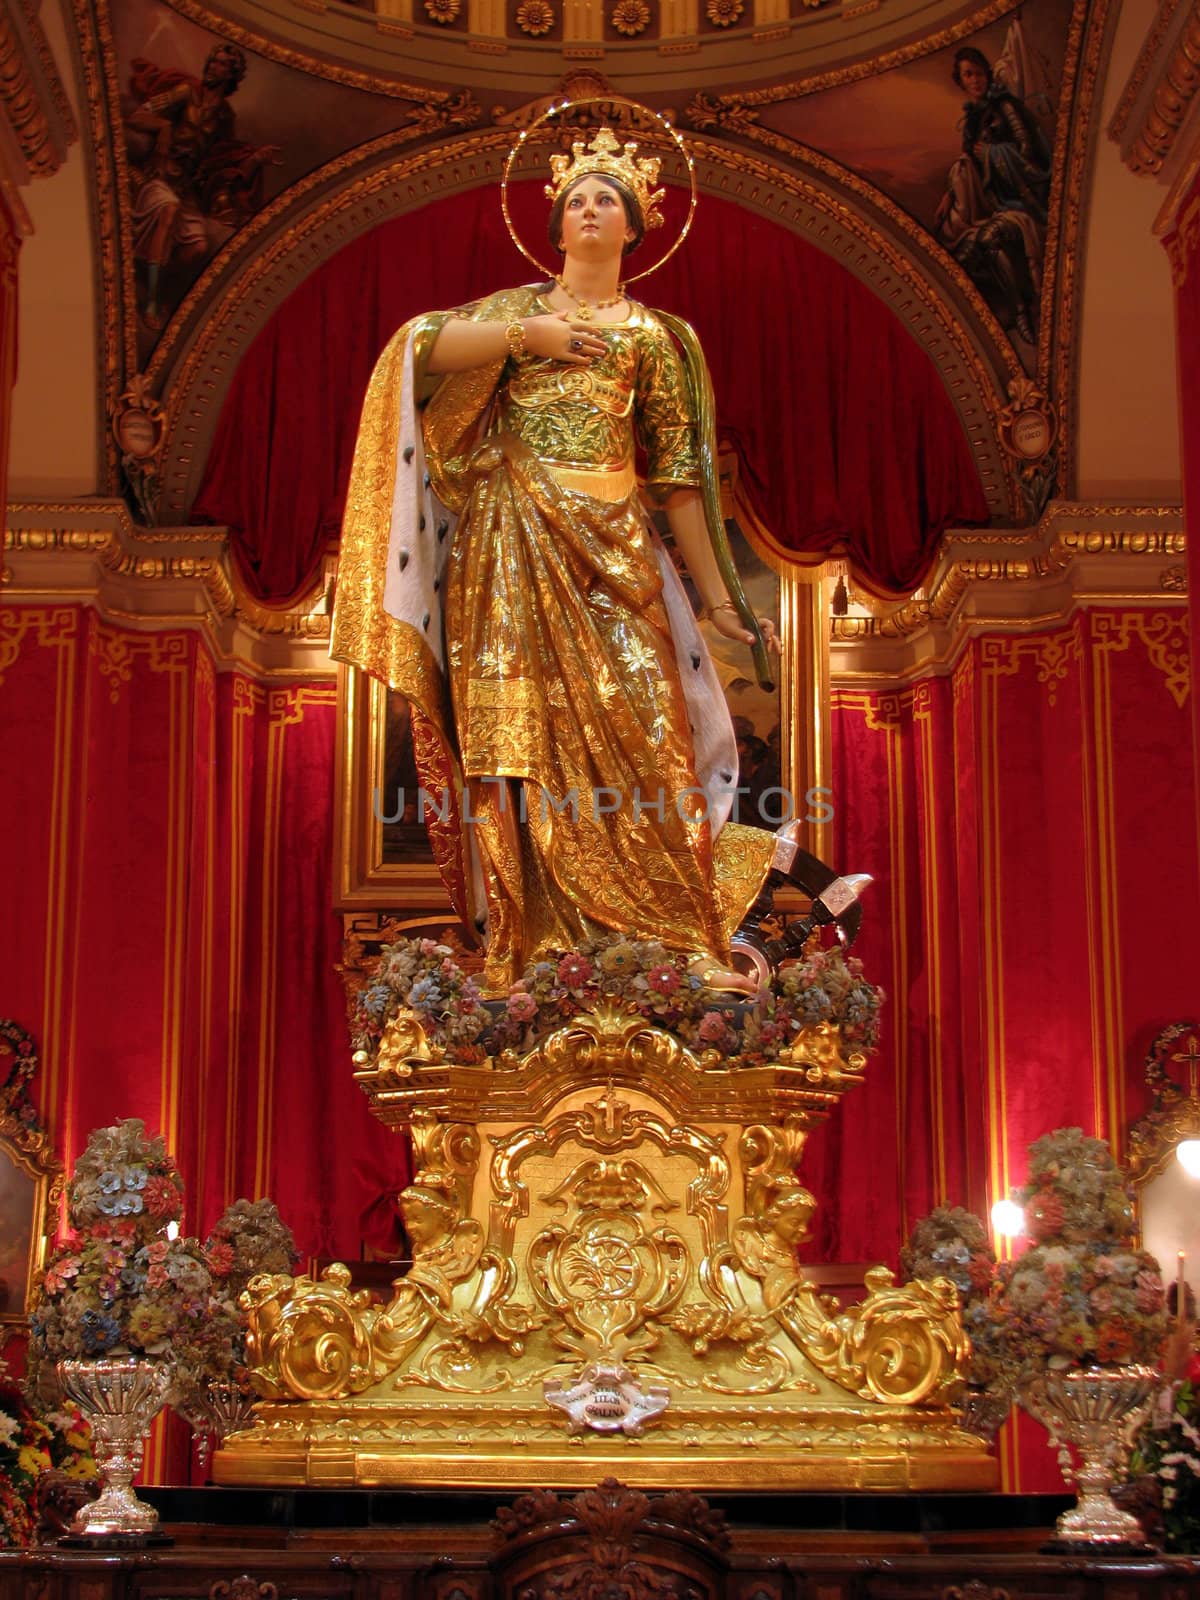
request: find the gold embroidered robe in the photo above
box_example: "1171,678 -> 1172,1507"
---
332,286 -> 772,990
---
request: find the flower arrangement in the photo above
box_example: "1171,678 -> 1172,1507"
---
27,1119 -> 212,1394
1129,1347 -> 1200,1551
351,933 -> 885,1068
0,1356 -> 94,1547
354,938 -> 489,1062
174,1199 -> 297,1414
992,1128 -> 1167,1380
901,1206 -> 1017,1396
0,1020 -> 44,1141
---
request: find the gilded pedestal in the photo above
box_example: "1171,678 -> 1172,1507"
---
214,1007 -> 996,1491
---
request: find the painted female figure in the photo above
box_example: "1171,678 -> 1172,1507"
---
333,127 -> 815,993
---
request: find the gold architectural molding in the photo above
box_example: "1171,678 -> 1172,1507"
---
829,501 -> 1186,681
148,128 -> 1017,526
0,0 -> 75,180
1042,0 -> 1111,496
683,0 -> 1021,112
148,0 -> 1015,99
1111,0 -> 1200,176
0,0 -> 76,232
8,498 -> 1176,686
3,500 -> 335,677
73,0 -> 129,490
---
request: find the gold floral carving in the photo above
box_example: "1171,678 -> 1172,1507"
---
516,0 -> 556,35
612,0 -> 651,35
706,0 -> 744,23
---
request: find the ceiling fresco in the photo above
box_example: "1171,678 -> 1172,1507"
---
80,0 -> 1100,524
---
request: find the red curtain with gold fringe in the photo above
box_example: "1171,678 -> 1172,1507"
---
191,185 -> 988,605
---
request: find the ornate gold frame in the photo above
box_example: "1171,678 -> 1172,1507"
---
0,1024 -> 63,1327
1127,1020 -> 1200,1189
0,1135 -> 59,1326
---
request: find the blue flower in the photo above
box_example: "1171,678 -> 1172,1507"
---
80,1310 -> 121,1353
409,976 -> 443,1011
98,1169 -> 122,1194
797,986 -> 832,1022
360,983 -> 393,1019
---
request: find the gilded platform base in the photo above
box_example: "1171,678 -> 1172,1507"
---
214,1008 -> 997,1492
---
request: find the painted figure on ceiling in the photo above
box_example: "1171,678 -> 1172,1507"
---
332,120 -> 866,995
123,43 -> 280,332
934,33 -> 1053,351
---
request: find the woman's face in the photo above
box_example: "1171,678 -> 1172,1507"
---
559,176 -> 635,261
957,60 -> 989,101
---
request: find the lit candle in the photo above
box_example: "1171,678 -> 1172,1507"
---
1178,1250 -> 1188,1326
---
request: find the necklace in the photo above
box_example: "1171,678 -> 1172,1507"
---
555,275 -> 624,321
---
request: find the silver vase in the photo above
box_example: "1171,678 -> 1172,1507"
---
57,1357 -> 172,1538
1018,1365 -> 1158,1548
181,1377 -> 258,1471
960,1386 -> 1012,1444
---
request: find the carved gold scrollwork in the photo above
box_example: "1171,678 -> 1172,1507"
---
527,1001 -> 700,1082
775,1268 -> 966,1405
242,1264 -> 378,1400
779,1021 -> 868,1093
529,1158 -> 691,1362
490,1082 -> 731,1259
110,376 -> 168,525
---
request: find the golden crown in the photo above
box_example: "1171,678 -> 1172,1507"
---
545,127 -> 666,230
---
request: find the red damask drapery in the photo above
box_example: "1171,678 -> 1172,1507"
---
191,184 -> 988,605
0,194 -> 20,545
1165,180 -> 1200,878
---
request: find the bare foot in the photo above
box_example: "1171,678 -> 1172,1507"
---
688,956 -> 760,996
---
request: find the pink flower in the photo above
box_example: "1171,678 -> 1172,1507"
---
646,965 -> 680,997
146,1239 -> 169,1264
966,1254 -> 994,1291
419,939 -> 439,955
206,1240 -> 235,1277
1135,1270 -> 1164,1313
43,1255 -> 81,1294
146,1264 -> 169,1290
697,1010 -> 727,1044
143,1175 -> 179,1219
557,953 -> 594,989
1025,1190 -> 1065,1241
506,990 -> 538,1023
